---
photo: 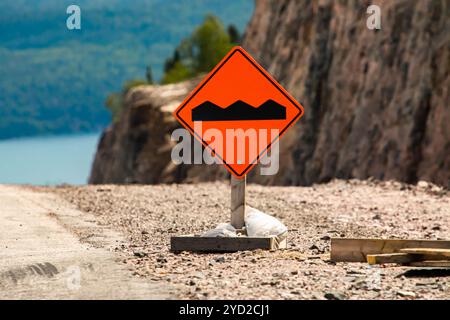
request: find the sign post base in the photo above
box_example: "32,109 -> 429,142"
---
170,175 -> 288,253
170,235 -> 287,253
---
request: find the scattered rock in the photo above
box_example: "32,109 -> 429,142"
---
324,292 -> 345,300
415,282 -> 431,287
346,270 -> 364,275
431,186 -> 442,193
188,280 -> 196,286
397,291 -> 416,298
156,257 -> 167,263
417,181 -> 429,189
343,276 -> 357,283
133,251 -> 147,258
192,272 -> 205,279
215,256 -> 226,263
272,272 -> 285,278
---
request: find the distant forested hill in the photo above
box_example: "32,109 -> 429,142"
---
0,0 -> 253,139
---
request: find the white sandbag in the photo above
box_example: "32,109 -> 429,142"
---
245,206 -> 287,237
201,223 -> 237,237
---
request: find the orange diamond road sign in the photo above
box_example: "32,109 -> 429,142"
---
173,46 -> 304,178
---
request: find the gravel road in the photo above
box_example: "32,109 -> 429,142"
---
47,179 -> 449,300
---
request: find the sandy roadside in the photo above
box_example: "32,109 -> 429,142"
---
42,179 -> 450,300
0,185 -> 174,299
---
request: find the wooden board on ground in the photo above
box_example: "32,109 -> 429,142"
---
367,253 -> 414,265
399,248 -> 450,257
407,261 -> 450,268
171,236 -> 287,252
367,253 -> 449,265
331,238 -> 450,262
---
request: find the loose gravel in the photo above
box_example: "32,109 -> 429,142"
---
45,179 -> 449,299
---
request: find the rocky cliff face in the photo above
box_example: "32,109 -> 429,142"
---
243,0 -> 449,186
90,0 -> 449,187
89,77 -> 227,184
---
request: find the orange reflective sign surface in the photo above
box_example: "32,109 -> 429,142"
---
174,46 -> 304,177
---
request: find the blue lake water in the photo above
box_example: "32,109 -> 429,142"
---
0,133 -> 101,185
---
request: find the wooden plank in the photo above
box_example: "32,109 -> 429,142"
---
274,232 -> 288,250
331,238 -> 450,262
231,175 -> 246,229
170,236 -> 282,252
366,253 -> 448,265
399,248 -> 450,257
367,253 -> 414,265
407,261 -> 450,268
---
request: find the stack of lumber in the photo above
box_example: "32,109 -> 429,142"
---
331,238 -> 450,267
367,248 -> 450,267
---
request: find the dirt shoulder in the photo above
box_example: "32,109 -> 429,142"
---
0,185 -> 173,299
44,179 -> 449,299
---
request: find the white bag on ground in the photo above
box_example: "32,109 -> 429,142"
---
201,223 -> 237,237
245,206 -> 287,237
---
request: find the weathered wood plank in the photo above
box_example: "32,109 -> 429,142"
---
170,236 -> 284,252
366,253 -> 448,265
367,253 -> 414,265
273,232 -> 288,250
331,238 -> 450,262
231,175 -> 246,229
399,248 -> 450,257
407,261 -> 450,268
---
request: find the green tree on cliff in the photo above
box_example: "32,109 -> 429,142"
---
106,15 -> 241,121
161,15 -> 239,84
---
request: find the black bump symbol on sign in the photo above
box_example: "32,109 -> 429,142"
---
192,99 -> 286,122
